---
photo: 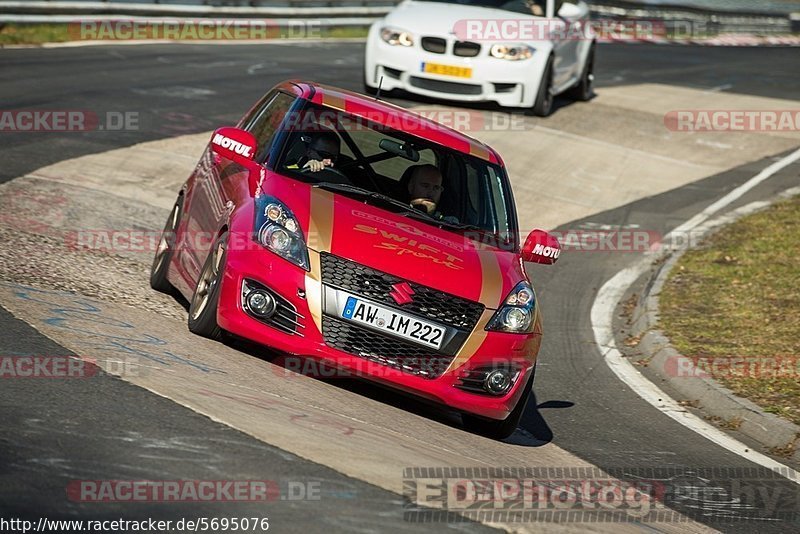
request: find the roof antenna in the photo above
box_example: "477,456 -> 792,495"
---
375,75 -> 384,101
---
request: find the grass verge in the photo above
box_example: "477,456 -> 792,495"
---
659,194 -> 800,425
0,24 -> 74,45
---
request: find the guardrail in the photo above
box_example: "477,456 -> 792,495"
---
0,0 -> 797,35
591,0 -> 795,34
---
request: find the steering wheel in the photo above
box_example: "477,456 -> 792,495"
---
410,198 -> 437,215
300,165 -> 350,182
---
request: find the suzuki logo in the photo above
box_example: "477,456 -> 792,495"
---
389,282 -> 415,305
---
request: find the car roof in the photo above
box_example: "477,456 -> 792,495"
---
277,80 -> 502,165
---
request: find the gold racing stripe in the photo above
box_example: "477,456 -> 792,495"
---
445,310 -> 492,373
308,187 -> 335,253
443,251 -> 503,372
469,143 -> 491,162
322,92 -> 347,111
305,188 -> 335,331
478,249 -> 503,308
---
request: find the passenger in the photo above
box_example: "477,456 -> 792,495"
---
406,164 -> 458,223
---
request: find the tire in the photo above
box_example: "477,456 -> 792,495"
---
150,196 -> 182,293
530,56 -> 555,117
567,43 -> 595,102
462,365 -> 537,440
187,232 -> 227,340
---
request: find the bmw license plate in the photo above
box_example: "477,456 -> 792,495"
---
421,62 -> 473,79
342,297 -> 445,350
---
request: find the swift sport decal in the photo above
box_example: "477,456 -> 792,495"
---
353,224 -> 465,270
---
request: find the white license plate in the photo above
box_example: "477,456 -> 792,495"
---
341,297 -> 445,350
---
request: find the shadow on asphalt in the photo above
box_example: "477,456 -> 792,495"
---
215,333 -> 576,445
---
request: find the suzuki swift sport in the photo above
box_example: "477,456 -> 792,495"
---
150,81 -> 561,439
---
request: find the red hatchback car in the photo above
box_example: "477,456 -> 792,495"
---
150,81 -> 560,439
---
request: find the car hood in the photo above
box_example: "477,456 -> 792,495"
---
284,184 -> 525,310
383,0 -> 541,38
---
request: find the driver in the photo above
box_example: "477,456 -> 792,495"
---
406,164 -> 458,223
287,131 -> 341,172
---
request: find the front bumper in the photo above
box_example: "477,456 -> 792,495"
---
216,246 -> 542,421
365,34 -> 550,108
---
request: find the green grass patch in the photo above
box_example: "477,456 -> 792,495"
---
659,195 -> 800,425
0,24 -> 74,45
320,26 -> 369,39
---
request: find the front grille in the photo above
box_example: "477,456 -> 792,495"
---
322,316 -> 452,378
453,41 -> 481,57
383,66 -> 402,79
493,83 -> 517,93
319,253 -> 484,331
421,36 -> 447,54
409,76 -> 483,96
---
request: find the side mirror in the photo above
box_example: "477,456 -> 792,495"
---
522,229 -> 561,265
210,127 -> 257,165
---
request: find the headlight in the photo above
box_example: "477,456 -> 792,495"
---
254,195 -> 310,271
489,44 -> 534,61
380,27 -> 413,47
486,281 -> 536,333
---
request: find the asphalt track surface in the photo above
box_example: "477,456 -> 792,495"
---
1,42 -> 800,532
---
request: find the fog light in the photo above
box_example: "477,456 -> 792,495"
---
485,369 -> 513,395
246,289 -> 275,318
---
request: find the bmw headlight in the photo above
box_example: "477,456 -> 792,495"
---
380,27 -> 413,47
489,44 -> 534,61
254,195 -> 309,271
486,281 -> 536,333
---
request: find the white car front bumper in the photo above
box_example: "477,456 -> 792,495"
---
365,26 -> 552,109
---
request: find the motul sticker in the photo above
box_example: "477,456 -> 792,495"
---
212,133 -> 253,158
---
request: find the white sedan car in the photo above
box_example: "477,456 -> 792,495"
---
364,0 -> 596,116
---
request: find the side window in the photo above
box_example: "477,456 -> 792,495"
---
244,91 -> 296,163
486,166 -> 511,237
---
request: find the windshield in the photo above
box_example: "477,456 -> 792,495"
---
276,102 -> 516,248
416,0 -> 547,15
